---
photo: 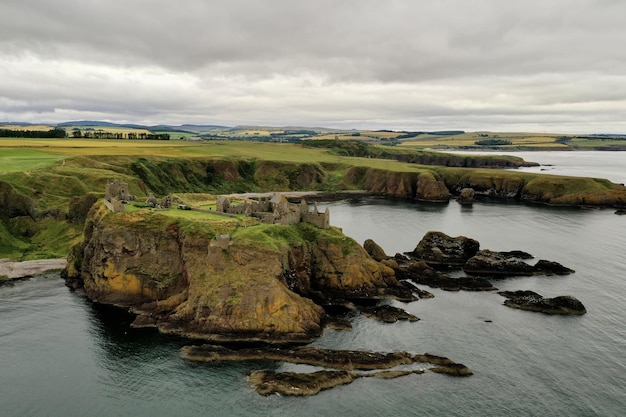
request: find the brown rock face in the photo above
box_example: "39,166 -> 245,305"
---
415,173 -> 450,202
345,168 -> 449,202
363,239 -> 388,261
65,201 -> 408,343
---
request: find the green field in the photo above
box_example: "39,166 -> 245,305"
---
0,149 -> 68,172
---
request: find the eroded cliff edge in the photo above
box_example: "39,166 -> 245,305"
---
64,202 -> 407,343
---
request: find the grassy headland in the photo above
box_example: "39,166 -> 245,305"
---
1,137 -> 625,260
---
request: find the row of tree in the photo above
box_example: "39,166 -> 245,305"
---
71,130 -> 170,140
0,128 -> 67,138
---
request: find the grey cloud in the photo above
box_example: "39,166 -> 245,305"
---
1,0 -> 625,132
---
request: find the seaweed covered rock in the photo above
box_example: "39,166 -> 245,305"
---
464,250 -> 536,276
357,304 -> 419,323
464,250 -> 574,277
249,370 -> 357,396
393,256 -> 496,291
498,290 -> 586,315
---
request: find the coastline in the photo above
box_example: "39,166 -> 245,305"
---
0,258 -> 67,280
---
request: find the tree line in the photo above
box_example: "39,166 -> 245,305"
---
0,128 -> 67,138
72,130 -> 170,140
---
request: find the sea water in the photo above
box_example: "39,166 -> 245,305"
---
1,152 -> 625,416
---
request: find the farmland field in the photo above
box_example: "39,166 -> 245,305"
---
0,148 -> 68,172
0,138 -> 423,173
397,132 -> 569,149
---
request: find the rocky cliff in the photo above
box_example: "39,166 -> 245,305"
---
64,202 -> 406,343
345,167 -> 450,202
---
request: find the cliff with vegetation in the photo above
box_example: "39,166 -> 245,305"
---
2,146 -> 626,261
63,202 -> 404,343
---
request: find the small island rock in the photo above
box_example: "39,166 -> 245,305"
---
409,231 -> 480,267
498,290 -> 586,315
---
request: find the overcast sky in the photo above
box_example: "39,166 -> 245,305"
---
1,0 -> 625,133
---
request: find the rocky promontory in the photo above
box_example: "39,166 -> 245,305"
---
64,201 -> 418,343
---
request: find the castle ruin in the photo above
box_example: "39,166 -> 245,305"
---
104,180 -> 136,212
216,193 -> 330,229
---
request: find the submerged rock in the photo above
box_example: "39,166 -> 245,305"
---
429,363 -> 474,376
410,231 -> 480,267
498,290 -> 586,315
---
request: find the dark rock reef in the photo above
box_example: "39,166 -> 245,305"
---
498,290 -> 586,315
464,250 -> 574,277
357,304 -> 419,323
181,345 -> 472,396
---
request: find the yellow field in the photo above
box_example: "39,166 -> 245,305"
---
398,132 -> 567,148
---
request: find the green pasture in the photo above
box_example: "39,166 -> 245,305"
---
0,148 -> 68,172
0,138 -> 426,173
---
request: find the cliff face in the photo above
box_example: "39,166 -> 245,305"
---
65,202 -> 400,343
346,167 -> 450,202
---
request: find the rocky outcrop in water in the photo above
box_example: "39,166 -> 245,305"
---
357,304 -> 419,323
181,345 -> 472,396
464,250 -> 574,277
457,188 -> 475,205
393,255 -> 496,291
409,231 -> 480,267
64,202 -> 418,343
498,290 -> 586,315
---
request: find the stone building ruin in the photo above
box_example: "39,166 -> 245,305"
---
104,180 -> 136,212
216,193 -> 330,229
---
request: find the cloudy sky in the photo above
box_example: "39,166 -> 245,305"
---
1,0 -> 625,133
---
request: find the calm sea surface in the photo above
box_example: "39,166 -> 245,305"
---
2,152 -> 625,416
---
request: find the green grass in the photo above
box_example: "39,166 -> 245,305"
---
0,221 -> 30,259
0,149 -> 68,172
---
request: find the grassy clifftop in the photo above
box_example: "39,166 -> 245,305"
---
1,139 -> 625,260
